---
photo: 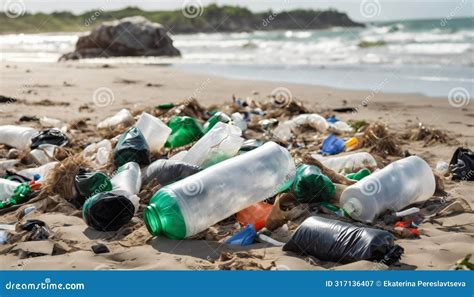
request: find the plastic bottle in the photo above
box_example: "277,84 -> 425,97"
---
97,109 -> 134,129
181,122 -> 244,168
142,159 -> 201,186
340,156 -> 436,223
135,112 -> 171,153
291,164 -> 336,203
144,141 -> 296,239
111,162 -> 142,196
0,125 -> 38,150
231,112 -> 247,131
345,168 -> 371,181
165,116 -> 204,148
273,114 -> 328,142
312,152 -> 377,174
0,179 -> 20,202
29,144 -> 58,165
203,112 -> 231,133
74,169 -> 112,200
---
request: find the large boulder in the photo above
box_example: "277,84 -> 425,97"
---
60,16 -> 180,60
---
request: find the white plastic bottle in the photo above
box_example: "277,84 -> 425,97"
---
0,125 -> 38,150
274,114 -> 328,141
0,179 -> 20,202
135,112 -> 171,153
312,152 -> 377,173
181,122 -> 244,168
97,109 -> 134,129
340,156 -> 435,223
144,141 -> 296,239
110,162 -> 142,212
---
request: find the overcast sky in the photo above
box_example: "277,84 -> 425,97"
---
1,0 -> 473,22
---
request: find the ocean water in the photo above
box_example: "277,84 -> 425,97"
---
0,17 -> 472,98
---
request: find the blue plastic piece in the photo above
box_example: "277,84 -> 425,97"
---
321,134 -> 345,155
33,174 -> 41,181
326,115 -> 338,123
224,224 -> 257,246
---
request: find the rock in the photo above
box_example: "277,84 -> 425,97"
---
91,243 -> 109,254
60,16 -> 180,60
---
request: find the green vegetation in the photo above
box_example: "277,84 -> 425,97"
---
0,5 -> 363,34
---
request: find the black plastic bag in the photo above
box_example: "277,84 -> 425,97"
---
142,159 -> 201,185
283,216 -> 403,264
113,127 -> 150,167
449,147 -> 474,181
74,168 -> 112,205
30,129 -> 68,149
82,191 -> 135,231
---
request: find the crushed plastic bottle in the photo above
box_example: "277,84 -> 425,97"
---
181,122 -> 244,168
111,162 -> 141,196
83,139 -> 112,167
74,169 -> 112,202
273,114 -> 328,142
0,179 -> 20,202
0,125 -> 38,150
340,156 -> 436,223
135,112 -> 171,153
203,112 -> 231,133
97,109 -> 134,130
291,164 -> 336,203
312,152 -> 377,174
230,112 -> 247,131
29,144 -> 59,165
0,181 -> 41,209
144,141 -> 296,239
165,116 -> 204,148
329,120 -> 353,134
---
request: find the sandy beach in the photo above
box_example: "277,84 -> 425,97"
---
0,61 -> 473,270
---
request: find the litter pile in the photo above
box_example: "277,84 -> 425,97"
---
0,95 -> 472,269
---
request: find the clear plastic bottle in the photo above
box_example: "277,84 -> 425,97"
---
273,114 -> 328,141
0,179 -> 20,202
111,162 -> 142,196
135,112 -> 171,153
0,125 -> 38,150
181,122 -> 244,168
97,109 -> 134,129
312,152 -> 377,173
340,156 -> 435,223
144,141 -> 296,239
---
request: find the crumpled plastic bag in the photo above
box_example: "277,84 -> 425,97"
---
30,128 -> 68,149
321,134 -> 345,155
142,159 -> 201,185
74,168 -> 112,204
449,147 -> 474,181
113,127 -> 150,167
291,164 -> 335,203
283,216 -> 403,264
82,191 -> 135,231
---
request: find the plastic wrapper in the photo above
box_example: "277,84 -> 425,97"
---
291,164 -> 335,203
113,127 -> 150,167
142,159 -> 201,185
30,129 -> 68,149
74,169 -> 112,203
283,216 -> 403,264
449,147 -> 474,181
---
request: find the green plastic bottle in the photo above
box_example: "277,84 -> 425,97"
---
75,169 -> 112,200
0,182 -> 35,209
165,116 -> 204,148
291,164 -> 336,203
155,103 -> 175,110
345,168 -> 371,181
203,112 -> 231,133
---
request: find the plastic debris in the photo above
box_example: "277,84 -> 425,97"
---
225,224 -> 257,246
0,125 -> 38,150
30,129 -> 68,149
273,114 -> 328,142
97,109 -> 134,129
341,156 -> 435,223
312,152 -> 377,174
321,134 -> 345,155
144,142 -> 295,239
135,112 -> 171,153
449,147 -> 474,181
113,127 -> 150,167
142,159 -> 201,186
291,164 -> 336,203
283,216 -> 403,264
165,116 -> 204,148
236,202 -> 273,232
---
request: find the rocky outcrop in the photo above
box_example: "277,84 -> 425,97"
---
60,16 -> 180,60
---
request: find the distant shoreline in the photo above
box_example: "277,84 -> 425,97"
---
0,5 -> 363,34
